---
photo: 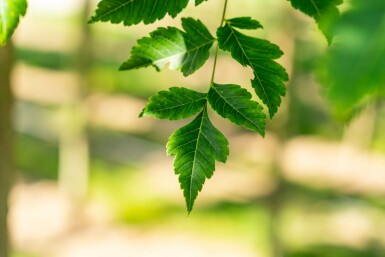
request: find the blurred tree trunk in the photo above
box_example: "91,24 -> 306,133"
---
58,0 -> 92,203
263,6 -> 297,257
0,43 -> 14,257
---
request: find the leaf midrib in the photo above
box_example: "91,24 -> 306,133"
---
212,85 -> 263,133
93,0 -> 134,21
189,110 -> 205,212
148,96 -> 206,113
310,0 -> 322,18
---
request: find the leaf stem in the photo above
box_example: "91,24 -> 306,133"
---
209,0 -> 228,87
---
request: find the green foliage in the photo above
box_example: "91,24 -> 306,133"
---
88,0 -> 207,26
5,0 -> 379,214
208,83 -> 266,135
0,0 -> 27,46
88,0 -> 187,25
217,17 -> 288,118
120,18 -> 215,76
90,0 -> 292,211
288,0 -> 343,43
180,18 -> 215,76
140,87 -> 207,120
120,26 -> 185,71
167,108 -> 229,213
127,15 -> 288,210
3,0 -> 383,215
321,0 -> 385,119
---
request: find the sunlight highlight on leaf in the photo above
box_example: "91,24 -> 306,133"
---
120,18 -> 215,76
0,0 -> 27,45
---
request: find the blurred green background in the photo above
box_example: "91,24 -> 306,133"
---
7,0 -> 385,256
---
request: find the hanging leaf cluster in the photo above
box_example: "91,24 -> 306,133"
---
88,0 -> 345,212
89,1 -> 288,212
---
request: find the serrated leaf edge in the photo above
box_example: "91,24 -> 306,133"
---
208,84 -> 266,136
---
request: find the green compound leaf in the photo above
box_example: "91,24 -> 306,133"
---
140,87 -> 207,120
120,18 -> 215,76
167,108 -> 229,213
217,17 -> 288,118
89,0 -> 208,26
0,0 -> 27,46
288,0 -> 343,44
89,0 -> 189,26
321,0 -> 385,120
208,83 -> 266,136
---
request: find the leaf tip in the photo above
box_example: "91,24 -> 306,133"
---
268,111 -> 276,120
186,199 -> 195,214
87,15 -> 97,24
118,64 -> 126,71
326,36 -> 334,46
